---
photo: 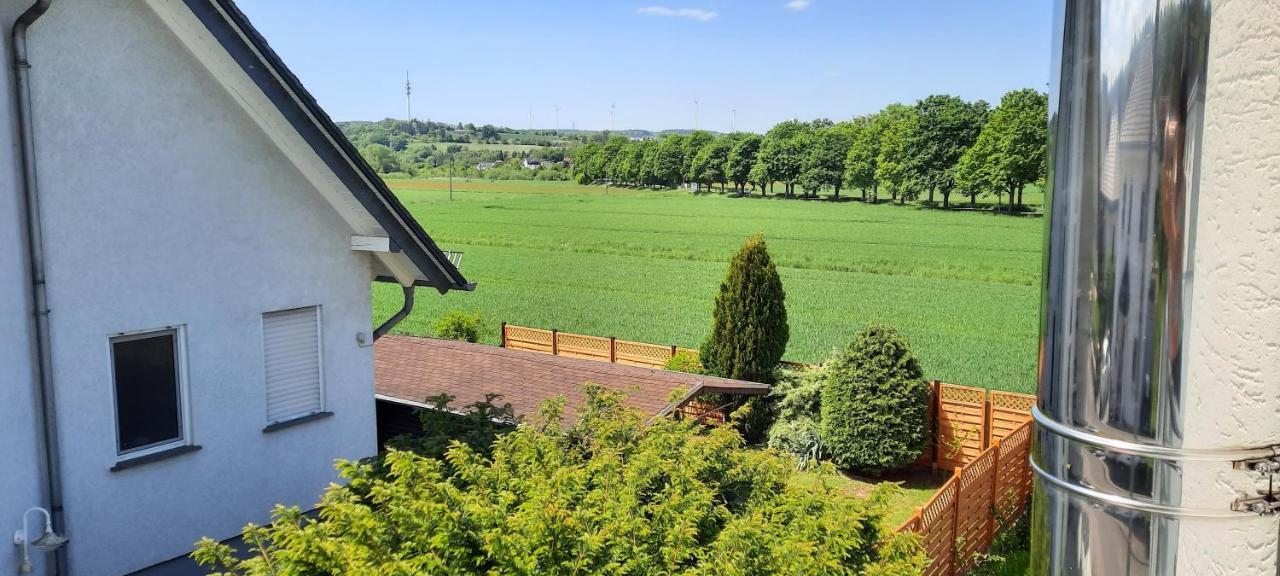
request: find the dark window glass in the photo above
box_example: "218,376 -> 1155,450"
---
112,332 -> 182,453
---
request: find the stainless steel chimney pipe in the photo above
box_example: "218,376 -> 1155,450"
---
1031,0 -> 1250,573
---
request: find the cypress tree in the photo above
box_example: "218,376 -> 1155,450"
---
700,234 -> 789,384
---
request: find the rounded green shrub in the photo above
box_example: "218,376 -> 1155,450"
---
700,233 -> 789,384
820,325 -> 928,474
664,350 -> 705,374
434,309 -> 483,343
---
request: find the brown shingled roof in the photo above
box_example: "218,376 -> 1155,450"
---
375,336 -> 769,421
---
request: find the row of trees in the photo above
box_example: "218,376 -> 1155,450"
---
573,89 -> 1048,210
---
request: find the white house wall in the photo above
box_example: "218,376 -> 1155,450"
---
1,2 -> 48,574
1177,0 -> 1280,572
25,1 -> 377,573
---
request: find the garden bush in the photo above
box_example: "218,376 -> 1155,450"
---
820,325 -> 929,474
664,350 -> 705,374
700,233 -> 789,384
766,367 -> 828,466
433,309 -> 483,343
195,385 -> 924,575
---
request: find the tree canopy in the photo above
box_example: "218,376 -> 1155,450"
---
955,89 -> 1048,210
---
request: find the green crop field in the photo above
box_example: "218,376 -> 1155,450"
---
373,179 -> 1045,393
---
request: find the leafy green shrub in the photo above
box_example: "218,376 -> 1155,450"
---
767,367 -> 828,466
820,325 -> 929,474
433,309 -> 483,343
700,233 -> 789,384
195,385 -> 924,575
664,350 -> 705,374
384,392 -> 515,460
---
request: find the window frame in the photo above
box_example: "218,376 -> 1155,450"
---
109,325 -> 193,460
261,305 -> 326,428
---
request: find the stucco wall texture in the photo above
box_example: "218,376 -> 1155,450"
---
1179,0 -> 1280,573
11,0 -> 380,573
1,1 -> 49,574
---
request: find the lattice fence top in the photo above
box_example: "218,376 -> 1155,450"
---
506,326 -> 552,345
958,449 -> 996,489
922,481 -> 958,526
558,333 -> 609,352
990,390 -> 1037,412
940,383 -> 986,405
999,422 -> 1032,454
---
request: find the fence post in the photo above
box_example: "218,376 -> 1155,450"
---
931,380 -> 941,471
951,471 -> 961,576
551,329 -> 559,356
989,438 -> 1003,545
670,344 -> 677,362
500,322 -> 507,348
610,336 -> 617,363
982,390 -> 993,450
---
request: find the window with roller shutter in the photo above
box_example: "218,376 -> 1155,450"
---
262,306 -> 324,424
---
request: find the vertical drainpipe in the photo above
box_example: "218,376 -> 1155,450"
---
1035,0 -> 1280,574
10,1 -> 64,575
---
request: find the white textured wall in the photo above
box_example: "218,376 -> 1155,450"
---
0,2 -> 49,574
24,1 -> 378,573
1179,0 -> 1280,573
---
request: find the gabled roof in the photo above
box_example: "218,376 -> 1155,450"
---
179,0 -> 471,293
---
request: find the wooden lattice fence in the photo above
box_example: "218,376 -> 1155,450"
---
898,419 -> 1034,576
502,323 -> 699,369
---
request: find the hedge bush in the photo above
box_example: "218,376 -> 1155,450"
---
433,309 -> 483,343
195,385 -> 924,575
820,325 -> 929,474
664,350 -> 705,374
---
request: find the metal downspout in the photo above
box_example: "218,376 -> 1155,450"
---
11,1 -> 64,575
373,285 -> 414,341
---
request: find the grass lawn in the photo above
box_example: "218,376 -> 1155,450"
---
375,179 -> 1044,393
790,468 -> 946,530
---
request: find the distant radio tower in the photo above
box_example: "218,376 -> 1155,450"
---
528,106 -> 534,130
731,107 -> 736,132
554,105 -> 560,132
610,103 -> 616,131
405,71 -> 412,121
694,96 -> 700,130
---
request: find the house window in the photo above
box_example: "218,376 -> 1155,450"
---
111,328 -> 187,456
263,306 -> 323,425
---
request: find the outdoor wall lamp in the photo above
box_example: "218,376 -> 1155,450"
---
12,507 -> 67,574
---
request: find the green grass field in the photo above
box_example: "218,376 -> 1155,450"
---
374,179 -> 1045,393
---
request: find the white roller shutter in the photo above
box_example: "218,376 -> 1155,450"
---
263,306 -> 323,423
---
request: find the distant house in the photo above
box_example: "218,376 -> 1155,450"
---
522,158 -> 543,170
1,1 -> 470,574
476,161 -> 497,171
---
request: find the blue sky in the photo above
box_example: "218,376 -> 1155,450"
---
239,1 -> 1052,132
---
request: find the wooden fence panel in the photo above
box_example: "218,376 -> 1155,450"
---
937,384 -> 987,470
919,481 -> 958,576
503,325 -> 553,353
954,449 -> 997,572
988,391 -> 1036,443
613,339 -> 673,368
994,423 -> 1033,523
554,332 -> 612,362
899,420 -> 1034,576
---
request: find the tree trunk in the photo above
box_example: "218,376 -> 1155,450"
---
872,183 -> 878,204
770,182 -> 775,195
1017,185 -> 1024,207
928,185 -> 935,204
834,184 -> 841,199
942,189 -> 950,208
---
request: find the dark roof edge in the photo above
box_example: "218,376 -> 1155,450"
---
187,0 -> 472,293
